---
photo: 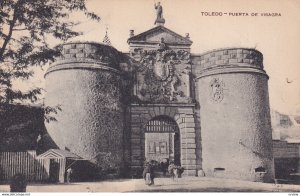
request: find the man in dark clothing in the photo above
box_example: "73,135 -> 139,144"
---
142,162 -> 154,185
160,158 -> 169,176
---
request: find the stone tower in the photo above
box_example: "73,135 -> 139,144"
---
195,48 -> 274,182
44,42 -> 126,171
43,3 -> 275,182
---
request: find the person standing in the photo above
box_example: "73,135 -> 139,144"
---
66,167 -> 73,183
161,158 -> 169,176
142,161 -> 155,185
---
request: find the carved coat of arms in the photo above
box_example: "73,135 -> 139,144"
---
153,57 -> 169,81
132,47 -> 190,103
210,78 -> 224,103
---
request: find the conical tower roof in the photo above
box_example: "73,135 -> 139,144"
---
102,27 -> 111,46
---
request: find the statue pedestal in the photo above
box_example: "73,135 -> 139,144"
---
155,18 -> 165,26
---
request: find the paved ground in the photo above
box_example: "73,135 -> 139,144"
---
1,177 -> 300,192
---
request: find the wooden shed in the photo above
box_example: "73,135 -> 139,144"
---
36,149 -> 83,183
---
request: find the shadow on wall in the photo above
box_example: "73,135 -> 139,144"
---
67,161 -> 101,182
65,160 -> 131,182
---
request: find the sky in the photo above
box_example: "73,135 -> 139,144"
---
16,0 -> 300,115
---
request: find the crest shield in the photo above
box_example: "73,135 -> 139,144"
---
153,61 -> 169,81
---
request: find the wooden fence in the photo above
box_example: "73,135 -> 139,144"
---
0,151 -> 48,182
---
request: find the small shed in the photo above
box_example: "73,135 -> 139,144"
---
37,149 -> 84,183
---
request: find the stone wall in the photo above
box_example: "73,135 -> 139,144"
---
43,42 -> 275,181
49,42 -> 121,71
129,104 -> 198,176
195,48 -> 274,182
44,42 -> 125,171
194,48 -> 263,74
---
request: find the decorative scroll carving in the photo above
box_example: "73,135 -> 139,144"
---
210,78 -> 224,103
133,47 -> 191,103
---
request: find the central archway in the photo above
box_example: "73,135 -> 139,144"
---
145,115 -> 181,165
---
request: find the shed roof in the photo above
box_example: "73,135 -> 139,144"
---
37,149 -> 84,160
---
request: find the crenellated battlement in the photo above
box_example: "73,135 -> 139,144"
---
43,3 -> 274,182
198,48 -> 262,67
45,42 -> 122,76
195,48 -> 267,79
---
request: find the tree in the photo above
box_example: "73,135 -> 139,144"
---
0,0 -> 100,105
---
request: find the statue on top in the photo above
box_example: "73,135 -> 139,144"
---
154,2 -> 165,25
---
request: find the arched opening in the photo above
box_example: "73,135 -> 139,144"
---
145,115 -> 180,165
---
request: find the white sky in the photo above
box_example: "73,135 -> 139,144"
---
16,0 -> 300,115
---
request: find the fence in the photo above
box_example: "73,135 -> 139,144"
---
0,151 -> 48,182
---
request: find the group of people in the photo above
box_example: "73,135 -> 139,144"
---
142,159 -> 183,186
65,160 -> 182,185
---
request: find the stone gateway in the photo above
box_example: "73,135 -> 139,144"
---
44,3 -> 274,182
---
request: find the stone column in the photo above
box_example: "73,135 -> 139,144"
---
182,66 -> 192,98
178,108 -> 197,176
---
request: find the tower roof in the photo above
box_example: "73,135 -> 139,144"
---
102,28 -> 112,46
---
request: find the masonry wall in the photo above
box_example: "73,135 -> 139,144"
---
129,104 -> 198,176
191,55 -> 203,172
44,42 -> 125,171
195,48 -> 274,182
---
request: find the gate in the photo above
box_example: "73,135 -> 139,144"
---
145,116 -> 180,164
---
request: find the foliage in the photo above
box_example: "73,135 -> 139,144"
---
10,173 -> 27,192
0,0 -> 100,104
44,104 -> 62,123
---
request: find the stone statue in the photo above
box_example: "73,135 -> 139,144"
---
158,38 -> 167,51
154,2 -> 165,25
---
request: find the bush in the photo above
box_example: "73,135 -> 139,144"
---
10,174 -> 27,192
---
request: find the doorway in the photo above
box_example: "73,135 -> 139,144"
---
49,159 -> 60,183
145,115 -> 180,165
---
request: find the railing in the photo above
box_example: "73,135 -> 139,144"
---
146,116 -> 179,133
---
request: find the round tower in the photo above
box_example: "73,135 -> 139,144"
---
44,42 -> 125,171
196,48 -> 274,182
